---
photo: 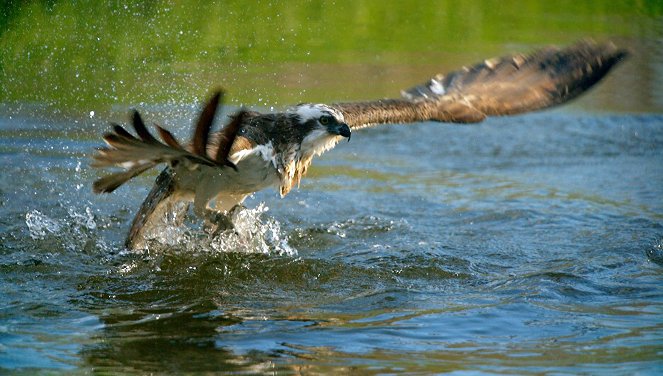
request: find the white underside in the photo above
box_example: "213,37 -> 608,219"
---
172,145 -> 280,214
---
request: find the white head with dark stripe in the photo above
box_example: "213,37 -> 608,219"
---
289,103 -> 351,156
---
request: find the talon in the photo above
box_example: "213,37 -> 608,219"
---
205,209 -> 235,236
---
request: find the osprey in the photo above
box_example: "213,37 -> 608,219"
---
92,40 -> 627,249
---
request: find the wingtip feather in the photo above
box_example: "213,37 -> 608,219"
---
131,110 -> 158,143
192,90 -> 225,157
92,164 -> 154,194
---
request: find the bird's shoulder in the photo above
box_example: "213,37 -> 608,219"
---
206,111 -> 293,158
237,111 -> 299,148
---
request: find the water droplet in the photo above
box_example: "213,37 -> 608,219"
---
25,210 -> 61,239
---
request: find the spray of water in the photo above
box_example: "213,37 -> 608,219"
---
135,202 -> 296,256
25,200 -> 295,257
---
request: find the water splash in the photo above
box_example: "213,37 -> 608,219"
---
25,206 -> 113,253
67,206 -> 97,230
208,203 -> 295,256
140,203 -> 295,256
25,210 -> 61,239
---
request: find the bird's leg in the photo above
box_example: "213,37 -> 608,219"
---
192,184 -> 229,232
192,178 -> 249,235
205,204 -> 248,236
193,198 -> 233,234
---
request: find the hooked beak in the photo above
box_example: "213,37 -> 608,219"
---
330,123 -> 352,142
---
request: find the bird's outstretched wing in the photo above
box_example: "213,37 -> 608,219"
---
92,90 -> 243,193
332,40 -> 628,129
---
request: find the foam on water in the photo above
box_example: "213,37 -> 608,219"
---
136,202 -> 296,256
25,210 -> 61,239
209,203 -> 295,256
24,206 -> 115,254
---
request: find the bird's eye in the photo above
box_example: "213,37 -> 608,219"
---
319,116 -> 330,125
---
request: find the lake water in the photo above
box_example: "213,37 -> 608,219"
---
2,107 -> 662,373
1,1 -> 663,374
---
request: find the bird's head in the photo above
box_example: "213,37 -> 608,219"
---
290,103 -> 351,156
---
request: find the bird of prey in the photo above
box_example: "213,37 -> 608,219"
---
92,40 -> 627,249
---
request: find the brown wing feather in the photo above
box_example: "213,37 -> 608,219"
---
124,168 -> 180,249
131,111 -> 159,143
92,164 -> 154,193
192,90 -> 222,157
214,110 -> 246,169
155,124 -> 184,150
111,123 -> 137,140
92,90 -> 240,194
333,40 -> 628,129
403,40 -> 628,116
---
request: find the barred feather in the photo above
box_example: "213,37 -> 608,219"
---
334,40 -> 628,128
92,90 -> 241,193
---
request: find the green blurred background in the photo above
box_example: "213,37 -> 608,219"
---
1,0 -> 661,116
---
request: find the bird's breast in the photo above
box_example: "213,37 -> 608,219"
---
228,151 -> 281,192
171,142 -> 282,198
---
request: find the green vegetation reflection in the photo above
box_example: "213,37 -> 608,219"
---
0,1 -> 660,113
